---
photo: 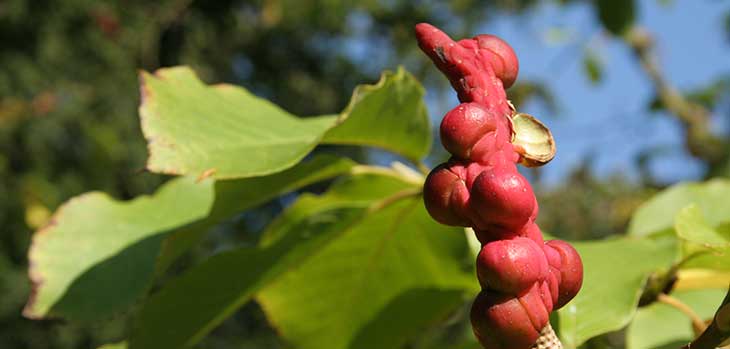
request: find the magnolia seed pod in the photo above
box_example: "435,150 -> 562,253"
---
510,113 -> 556,167
476,237 -> 549,293
474,34 -> 519,89
545,240 -> 584,309
469,167 -> 536,233
471,285 -> 550,349
423,163 -> 472,227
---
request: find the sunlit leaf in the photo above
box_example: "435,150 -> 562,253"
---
628,179 -> 730,238
140,67 -> 337,179
155,154 -> 357,272
675,204 -> 730,247
98,342 -> 127,349
672,205 -> 730,272
321,67 -> 431,161
24,176 -> 214,321
626,289 -> 726,349
129,173 -> 422,349
557,237 -> 677,348
257,190 -> 474,349
140,66 -> 430,179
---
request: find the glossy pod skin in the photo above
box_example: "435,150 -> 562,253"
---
476,237 -> 549,294
545,240 -> 584,309
416,23 -> 583,349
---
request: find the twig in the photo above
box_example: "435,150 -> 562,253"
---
682,285 -> 730,349
658,293 -> 707,335
624,27 -> 726,169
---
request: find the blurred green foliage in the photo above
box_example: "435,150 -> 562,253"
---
1,0 -> 729,348
0,1 -> 546,347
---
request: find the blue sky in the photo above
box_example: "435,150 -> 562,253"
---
424,0 -> 730,186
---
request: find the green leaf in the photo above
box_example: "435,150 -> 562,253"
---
129,173 -> 417,349
685,77 -> 730,110
155,154 -> 357,272
258,172 -> 422,247
675,204 -> 730,247
257,193 -> 474,349
557,237 -> 677,348
627,289 -> 726,349
673,205 -> 730,271
628,179 -> 730,238
98,343 -> 127,349
140,66 -> 431,179
595,0 -> 636,36
23,176 -> 214,322
583,51 -> 603,84
322,67 -> 431,161
679,233 -> 730,271
25,155 -> 355,325
140,66 -> 338,179
131,202 -> 366,349
628,180 -> 730,272
345,288 -> 466,349
210,155 -> 356,221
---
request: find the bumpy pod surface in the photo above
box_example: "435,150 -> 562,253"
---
476,237 -> 548,294
440,103 -> 497,159
416,23 -> 583,349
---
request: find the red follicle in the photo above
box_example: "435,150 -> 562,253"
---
417,23 -> 583,349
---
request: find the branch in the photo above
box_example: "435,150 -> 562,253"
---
624,27 -> 727,169
682,285 -> 730,349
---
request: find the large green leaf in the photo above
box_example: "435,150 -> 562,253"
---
140,66 -> 338,179
675,204 -> 730,247
23,176 -> 214,321
98,343 -> 127,349
321,67 -> 431,161
681,250 -> 730,271
674,204 -> 730,270
628,179 -> 730,238
257,192 -> 474,349
25,155 -> 355,325
673,204 -> 730,269
131,202 -> 366,349
627,289 -> 727,349
140,66 -> 430,179
129,173 -> 418,349
155,154 -> 357,272
557,237 -> 678,348
627,180 -> 730,273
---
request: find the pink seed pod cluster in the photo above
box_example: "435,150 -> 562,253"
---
416,23 -> 583,349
